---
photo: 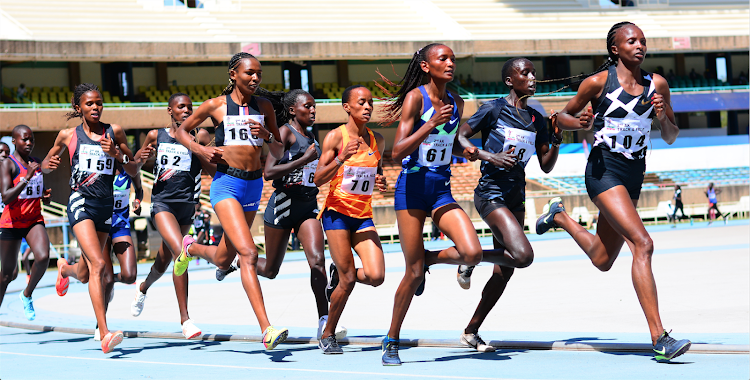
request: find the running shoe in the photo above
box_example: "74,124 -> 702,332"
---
317,315 -> 348,340
460,332 -> 496,353
173,235 -> 195,276
262,326 -> 288,350
131,282 -> 147,317
94,325 -> 100,341
216,255 -> 239,281
381,336 -> 401,366
653,330 -> 691,361
18,292 -> 35,321
182,319 -> 202,339
415,264 -> 429,296
536,197 -> 564,235
457,265 -> 474,290
55,259 -> 69,297
325,263 -> 339,302
101,330 -> 124,354
318,335 -> 344,354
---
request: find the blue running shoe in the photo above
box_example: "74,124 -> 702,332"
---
382,336 -> 401,366
653,330 -> 691,361
536,197 -> 564,235
19,292 -> 35,321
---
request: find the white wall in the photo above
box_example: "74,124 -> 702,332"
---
2,67 -> 68,88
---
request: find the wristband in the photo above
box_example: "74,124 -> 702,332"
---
19,177 -> 28,184
334,156 -> 344,166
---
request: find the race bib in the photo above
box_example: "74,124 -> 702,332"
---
157,143 -> 191,172
18,172 -> 43,199
501,126 -> 537,166
114,189 -> 129,210
302,160 -> 318,187
78,144 -> 114,175
599,117 -> 651,157
418,134 -> 453,167
223,115 -> 264,147
341,166 -> 377,195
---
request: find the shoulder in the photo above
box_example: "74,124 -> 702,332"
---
583,70 -> 608,89
451,91 -> 464,107
321,127 -> 343,147
195,128 -> 211,144
0,157 -> 13,173
650,73 -> 670,92
372,130 -> 385,145
405,88 -> 424,104
255,96 -> 273,110
202,96 -> 226,110
146,128 -> 160,140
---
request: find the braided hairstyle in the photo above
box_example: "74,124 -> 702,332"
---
65,83 -> 101,120
379,43 -> 443,125
221,52 -> 258,96
255,88 -> 311,127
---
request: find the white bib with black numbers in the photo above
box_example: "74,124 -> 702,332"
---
418,134 -> 454,167
18,173 -> 43,199
114,189 -> 129,210
78,144 -> 115,175
599,117 -> 650,157
302,160 -> 318,187
341,166 -> 377,196
223,115 -> 265,147
501,126 -> 536,166
157,143 -> 192,172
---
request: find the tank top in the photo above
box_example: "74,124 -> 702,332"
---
591,65 -> 656,160
401,86 -> 460,176
272,124 -> 321,199
322,126 -> 380,219
112,172 -> 131,229
707,188 -> 717,203
152,128 -> 203,203
67,123 -> 116,199
0,155 -> 44,229
215,94 -> 265,148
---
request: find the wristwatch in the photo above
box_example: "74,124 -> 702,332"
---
265,133 -> 275,144
121,154 -> 130,164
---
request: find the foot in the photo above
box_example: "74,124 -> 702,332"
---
415,264 -> 429,296
181,319 -> 202,340
457,265 -> 474,290
101,330 -> 124,354
173,235 -> 195,276
460,332 -> 495,352
262,326 -> 288,350
381,336 -> 401,366
536,197 -> 565,235
130,282 -> 147,317
653,330 -> 691,361
18,292 -> 35,321
325,263 -> 339,303
55,259 -> 69,297
317,315 -> 348,340
318,335 -> 344,354
216,255 -> 239,281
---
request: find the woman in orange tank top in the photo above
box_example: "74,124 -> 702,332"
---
313,85 -> 388,354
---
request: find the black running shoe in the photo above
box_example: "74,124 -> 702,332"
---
536,197 -> 565,235
216,256 -> 239,281
653,330 -> 691,361
326,263 -> 339,302
318,335 -> 344,354
415,264 -> 429,296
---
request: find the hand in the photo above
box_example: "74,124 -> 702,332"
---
248,119 -> 270,141
199,145 -> 224,164
549,111 -> 563,143
338,137 -> 363,162
462,146 -> 479,161
137,144 -> 156,163
42,188 -> 52,204
47,155 -> 61,171
101,135 -> 118,157
132,198 -> 142,216
375,174 -> 388,192
25,162 -> 40,180
300,144 -> 319,164
651,93 -> 668,121
578,107 -> 594,130
430,104 -> 454,126
487,147 -> 517,169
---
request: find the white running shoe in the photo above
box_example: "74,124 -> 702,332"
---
131,282 -> 147,317
460,332 -> 495,352
317,315 -> 348,340
93,327 -> 101,341
182,319 -> 202,339
457,265 -> 474,290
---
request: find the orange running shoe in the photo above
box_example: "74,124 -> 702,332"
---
101,330 -> 124,354
56,259 -> 69,297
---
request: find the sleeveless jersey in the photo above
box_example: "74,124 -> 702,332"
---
322,126 -> 380,219
112,172 -> 131,229
67,123 -> 116,199
466,97 -> 548,198
152,128 -> 202,203
0,155 -> 44,229
272,124 -> 321,199
401,86 -> 460,176
215,95 -> 265,148
707,188 -> 717,203
591,65 -> 656,160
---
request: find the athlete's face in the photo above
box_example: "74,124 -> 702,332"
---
421,45 -> 456,81
12,129 -> 34,156
290,93 -> 316,127
76,91 -> 104,125
230,58 -> 262,96
612,25 -> 647,64
343,87 -> 373,124
506,59 -> 536,97
168,95 -> 193,125
0,145 -> 9,161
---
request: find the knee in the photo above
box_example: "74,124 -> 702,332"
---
338,269 -> 357,292
265,268 -> 280,280
633,236 -> 654,257
34,251 -> 50,263
119,273 -> 136,284
594,258 -> 616,272
463,248 -> 482,267
515,249 -> 534,269
368,271 -> 385,287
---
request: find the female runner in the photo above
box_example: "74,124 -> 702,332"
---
130,92 -> 214,340
0,125 -> 52,320
454,58 -> 561,351
171,53 -> 289,350
313,85 -> 387,354
43,83 -> 138,353
534,21 -> 691,361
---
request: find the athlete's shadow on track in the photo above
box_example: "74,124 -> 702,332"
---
96,339 -> 223,359
214,343 -> 323,362
403,348 -> 522,364
0,331 -> 91,345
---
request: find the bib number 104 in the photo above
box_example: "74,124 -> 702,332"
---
610,135 -> 646,150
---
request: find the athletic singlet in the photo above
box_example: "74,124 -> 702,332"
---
152,128 -> 202,203
214,95 -> 264,147
0,155 -> 44,229
321,126 -> 380,219
272,124 -> 321,199
112,172 -> 131,228
591,65 -> 656,160
707,188 -> 717,203
67,123 -> 116,199
401,86 -> 460,175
